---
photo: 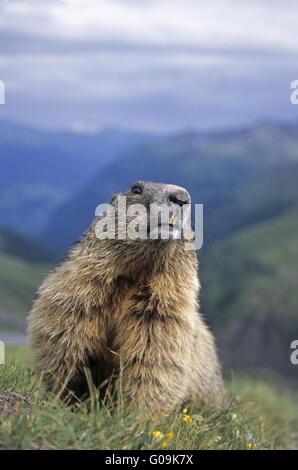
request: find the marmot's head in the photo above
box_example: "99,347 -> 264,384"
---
96,181 -> 193,243
121,181 -> 191,207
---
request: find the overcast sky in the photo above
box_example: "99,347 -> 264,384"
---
0,0 -> 298,133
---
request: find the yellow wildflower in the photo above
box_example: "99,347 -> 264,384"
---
182,408 -> 188,414
152,431 -> 164,439
160,432 -> 174,448
247,443 -> 252,450
182,415 -> 193,423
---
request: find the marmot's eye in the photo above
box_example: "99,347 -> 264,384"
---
132,186 -> 142,195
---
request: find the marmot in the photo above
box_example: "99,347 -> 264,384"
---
28,181 -> 226,413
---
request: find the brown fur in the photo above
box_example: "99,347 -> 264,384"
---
28,181 -> 226,413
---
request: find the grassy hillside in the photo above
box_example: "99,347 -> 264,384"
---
0,252 -> 50,319
0,353 -> 297,450
0,229 -> 53,326
201,165 -> 298,326
203,206 -> 298,323
200,187 -> 298,375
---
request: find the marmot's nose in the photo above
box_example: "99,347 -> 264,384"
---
168,190 -> 190,207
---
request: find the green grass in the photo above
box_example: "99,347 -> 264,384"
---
0,349 -> 297,450
228,373 -> 298,450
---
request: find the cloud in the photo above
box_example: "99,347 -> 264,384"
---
0,0 -> 298,131
1,0 -> 298,51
